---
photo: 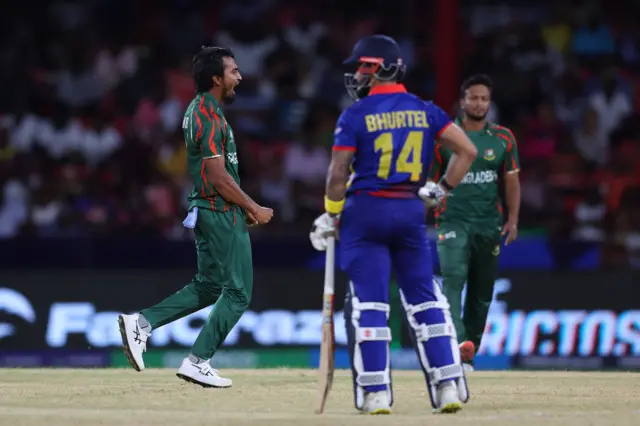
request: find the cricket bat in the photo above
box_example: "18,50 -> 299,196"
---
315,236 -> 336,414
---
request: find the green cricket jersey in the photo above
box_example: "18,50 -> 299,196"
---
428,119 -> 520,227
182,92 -> 240,212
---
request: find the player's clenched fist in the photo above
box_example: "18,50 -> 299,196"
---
247,206 -> 274,225
255,207 -> 274,224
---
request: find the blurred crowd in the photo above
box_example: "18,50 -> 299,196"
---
0,0 -> 639,266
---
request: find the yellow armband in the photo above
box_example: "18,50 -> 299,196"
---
324,196 -> 345,215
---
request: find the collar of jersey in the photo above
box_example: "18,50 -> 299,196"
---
455,117 -> 491,132
368,84 -> 407,95
202,91 -> 220,108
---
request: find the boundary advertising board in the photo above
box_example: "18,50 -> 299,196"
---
0,270 -> 638,369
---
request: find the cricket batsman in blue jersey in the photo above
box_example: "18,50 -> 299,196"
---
310,35 -> 479,414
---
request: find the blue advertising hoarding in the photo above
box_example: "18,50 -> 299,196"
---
1,269 -> 637,370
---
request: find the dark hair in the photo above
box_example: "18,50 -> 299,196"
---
192,46 -> 235,93
460,74 -> 493,99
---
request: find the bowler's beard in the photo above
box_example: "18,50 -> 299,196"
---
221,85 -> 236,105
222,91 -> 236,105
463,109 -> 487,121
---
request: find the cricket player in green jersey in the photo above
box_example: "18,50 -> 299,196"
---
427,75 -> 521,368
118,47 -> 273,387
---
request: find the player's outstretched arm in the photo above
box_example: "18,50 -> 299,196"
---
204,157 -> 273,224
437,123 -> 478,188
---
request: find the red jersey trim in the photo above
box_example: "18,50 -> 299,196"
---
364,190 -> 415,199
332,146 -> 356,152
436,121 -> 453,139
369,84 -> 407,95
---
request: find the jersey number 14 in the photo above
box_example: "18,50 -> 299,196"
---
374,131 -> 423,182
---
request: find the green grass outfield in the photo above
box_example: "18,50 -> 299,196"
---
1,369 -> 639,426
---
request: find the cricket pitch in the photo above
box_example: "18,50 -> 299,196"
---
1,369 -> 639,426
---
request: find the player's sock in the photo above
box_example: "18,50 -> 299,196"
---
138,313 -> 152,332
188,354 -> 207,364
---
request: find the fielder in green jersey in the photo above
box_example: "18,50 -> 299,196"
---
428,75 -> 521,366
118,47 -> 273,388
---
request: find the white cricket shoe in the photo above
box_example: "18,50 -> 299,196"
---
118,313 -> 150,372
463,363 -> 475,373
360,391 -> 391,415
435,380 -> 462,414
176,358 -> 232,388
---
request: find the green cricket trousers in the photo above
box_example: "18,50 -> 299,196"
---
141,207 -> 253,359
436,221 -> 501,352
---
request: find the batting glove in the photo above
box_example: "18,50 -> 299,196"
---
418,181 -> 449,208
309,213 -> 339,251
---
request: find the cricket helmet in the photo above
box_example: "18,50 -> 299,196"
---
343,35 -> 406,100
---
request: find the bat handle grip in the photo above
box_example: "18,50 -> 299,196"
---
324,236 -> 335,295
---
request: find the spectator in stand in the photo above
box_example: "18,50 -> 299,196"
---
94,36 -> 139,93
571,190 -> 606,243
553,66 -> 587,129
571,13 -> 615,67
542,5 -> 572,55
600,142 -> 640,214
0,0 -> 638,252
520,101 -> 563,163
573,107 -> 609,167
258,154 -> 295,225
55,50 -> 103,109
586,65 -> 633,137
284,119 -> 330,223
30,184 -> 63,237
0,170 -> 29,239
